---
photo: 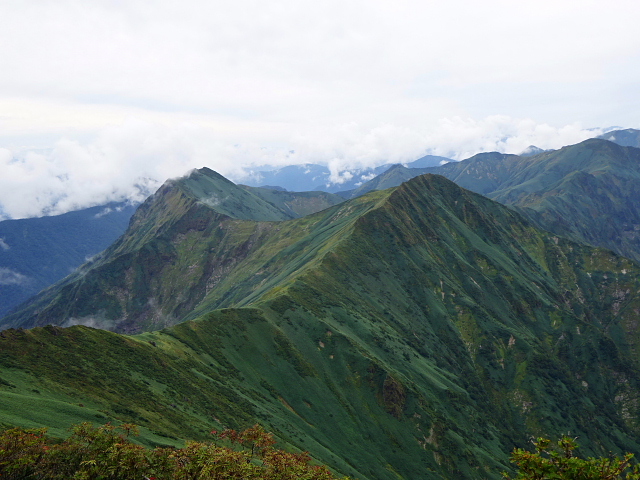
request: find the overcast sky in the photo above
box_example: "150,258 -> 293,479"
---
1,0 -> 639,218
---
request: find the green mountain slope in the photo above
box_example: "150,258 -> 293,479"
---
347,152 -> 521,199
3,174 -> 640,479
347,139 -> 640,263
1,168 -> 344,332
347,163 -> 428,198
240,185 -> 344,218
488,140 -> 640,261
437,139 -> 640,262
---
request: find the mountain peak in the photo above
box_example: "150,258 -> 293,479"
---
519,145 -> 547,156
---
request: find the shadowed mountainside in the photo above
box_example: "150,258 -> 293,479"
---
0,202 -> 138,317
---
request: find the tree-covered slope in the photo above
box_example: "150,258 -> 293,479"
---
3,174 -> 640,479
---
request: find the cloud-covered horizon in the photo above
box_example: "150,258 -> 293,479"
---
0,0 -> 638,218
0,116 -> 605,219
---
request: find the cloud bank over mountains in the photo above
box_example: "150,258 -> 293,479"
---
0,117 -> 600,219
1,0 -> 638,218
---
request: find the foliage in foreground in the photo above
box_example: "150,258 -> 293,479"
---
504,436 -> 640,480
0,422 -> 347,480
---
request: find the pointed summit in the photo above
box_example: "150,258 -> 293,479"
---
519,145 -> 548,156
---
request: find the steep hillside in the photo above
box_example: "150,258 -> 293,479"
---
1,168 -> 345,332
3,174 -> 640,479
347,139 -> 640,262
346,164 -> 428,198
488,140 -> 640,261
346,152 -> 521,199
0,202 -> 137,317
438,139 -> 640,262
240,185 -> 344,218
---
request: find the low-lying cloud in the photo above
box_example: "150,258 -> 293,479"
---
0,268 -> 29,286
62,313 -> 116,330
0,116 -> 605,220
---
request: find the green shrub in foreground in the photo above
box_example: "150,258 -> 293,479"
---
504,436 -> 640,480
0,422 -> 347,480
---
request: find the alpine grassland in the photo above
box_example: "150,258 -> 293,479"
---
351,138 -> 640,264
3,171 -> 640,478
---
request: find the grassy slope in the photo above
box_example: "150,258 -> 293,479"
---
0,169 -> 347,332
349,140 -> 640,263
3,175 -> 640,478
240,185 -> 344,218
348,152 -> 523,199
488,140 -> 640,262
265,175 -> 640,475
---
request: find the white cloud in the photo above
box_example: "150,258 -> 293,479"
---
62,313 -> 116,330
0,268 -> 28,286
0,115 -> 610,218
360,173 -> 377,182
1,0 -> 639,131
422,117 -> 598,160
199,195 -> 225,209
94,208 -> 113,218
0,238 -> 9,251
328,168 -> 354,185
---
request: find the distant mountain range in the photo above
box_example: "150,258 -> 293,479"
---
236,128 -> 640,194
597,128 -> 640,148
342,134 -> 640,264
2,129 -> 635,316
237,154 -> 451,192
1,170 -> 345,332
0,202 -> 138,317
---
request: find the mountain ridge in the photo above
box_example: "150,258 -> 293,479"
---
4,170 -> 640,478
342,138 -> 640,263
0,168 -> 346,332
0,175 -> 640,479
